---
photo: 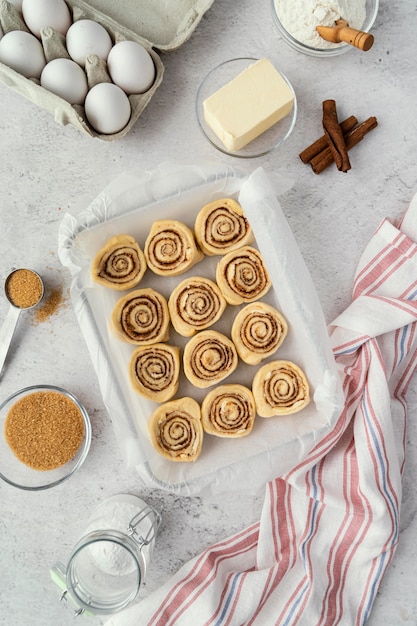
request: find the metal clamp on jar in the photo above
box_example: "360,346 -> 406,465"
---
50,494 -> 161,616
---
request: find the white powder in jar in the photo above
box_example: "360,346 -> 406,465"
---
84,497 -> 151,576
274,0 -> 366,49
88,534 -> 137,576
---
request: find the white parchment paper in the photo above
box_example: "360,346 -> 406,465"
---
58,161 -> 344,496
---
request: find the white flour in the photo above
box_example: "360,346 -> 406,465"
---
274,0 -> 366,49
85,498 -> 149,576
88,535 -> 137,576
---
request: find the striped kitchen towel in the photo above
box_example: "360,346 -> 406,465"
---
106,192 -> 417,626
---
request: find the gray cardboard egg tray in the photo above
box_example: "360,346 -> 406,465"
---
0,0 -> 215,140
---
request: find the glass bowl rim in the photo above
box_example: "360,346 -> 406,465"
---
195,56 -> 297,158
0,384 -> 92,491
271,0 -> 380,57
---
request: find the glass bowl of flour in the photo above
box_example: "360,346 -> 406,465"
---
272,0 -> 379,57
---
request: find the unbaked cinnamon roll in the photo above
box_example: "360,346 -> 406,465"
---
148,397 -> 203,462
201,384 -> 256,438
168,276 -> 227,337
144,220 -> 203,276
252,360 -> 310,417
183,330 -> 238,388
112,288 -> 170,345
91,234 -> 146,290
194,198 -> 254,256
129,343 -> 180,402
216,246 -> 271,305
231,302 -> 288,365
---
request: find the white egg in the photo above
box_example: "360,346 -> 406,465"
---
66,19 -> 112,67
84,83 -> 131,135
107,40 -> 155,95
0,30 -> 46,78
41,58 -> 88,104
22,0 -> 72,38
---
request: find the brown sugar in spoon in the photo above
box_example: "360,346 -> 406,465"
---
0,269 -> 44,377
316,19 -> 374,51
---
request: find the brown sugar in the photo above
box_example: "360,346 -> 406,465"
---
6,269 -> 43,309
4,390 -> 85,471
34,285 -> 65,324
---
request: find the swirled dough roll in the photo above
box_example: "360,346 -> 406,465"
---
183,330 -> 238,388
148,397 -> 203,462
112,288 -> 170,345
252,360 -> 310,417
168,276 -> 227,337
201,384 -> 256,438
129,343 -> 180,402
231,302 -> 288,365
194,198 -> 254,256
91,234 -> 146,290
216,246 -> 271,305
144,219 -> 203,276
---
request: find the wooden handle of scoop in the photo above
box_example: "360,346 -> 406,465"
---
316,24 -> 374,51
337,26 -> 374,50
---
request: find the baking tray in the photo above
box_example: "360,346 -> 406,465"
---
58,162 -> 344,496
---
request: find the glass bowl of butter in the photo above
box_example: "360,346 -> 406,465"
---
196,57 -> 297,158
271,0 -> 379,57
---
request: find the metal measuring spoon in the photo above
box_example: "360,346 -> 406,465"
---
0,269 -> 44,376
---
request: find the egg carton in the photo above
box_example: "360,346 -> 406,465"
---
0,0 -> 215,140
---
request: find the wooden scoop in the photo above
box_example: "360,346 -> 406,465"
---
316,19 -> 374,51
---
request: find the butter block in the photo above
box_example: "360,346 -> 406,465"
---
203,58 -> 294,152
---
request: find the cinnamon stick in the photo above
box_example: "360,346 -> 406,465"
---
310,116 -> 378,174
299,115 -> 358,164
322,99 -> 351,172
